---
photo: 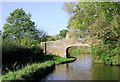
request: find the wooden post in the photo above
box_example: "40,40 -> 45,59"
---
44,43 -> 46,54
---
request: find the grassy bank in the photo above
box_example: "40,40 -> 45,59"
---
2,55 -> 75,81
2,39 -> 44,73
2,39 -> 75,81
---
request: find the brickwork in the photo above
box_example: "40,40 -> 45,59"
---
41,38 -> 89,58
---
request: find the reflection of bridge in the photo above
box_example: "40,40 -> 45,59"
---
41,38 -> 90,58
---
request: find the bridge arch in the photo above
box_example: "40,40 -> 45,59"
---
41,39 -> 90,58
65,44 -> 90,58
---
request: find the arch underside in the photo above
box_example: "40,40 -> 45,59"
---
65,44 -> 90,58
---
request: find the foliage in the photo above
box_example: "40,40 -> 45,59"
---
2,55 -> 75,80
67,29 -> 84,39
49,29 -> 68,41
39,35 -> 48,42
0,30 -> 1,34
2,61 -> 54,80
47,36 -> 56,41
63,2 -> 120,41
92,42 -> 120,65
63,2 -> 120,65
37,29 -> 48,42
0,74 -> 1,82
20,37 -> 38,48
2,8 -> 40,42
55,34 -> 62,40
2,8 -> 51,76
2,39 -> 43,73
59,29 -> 68,38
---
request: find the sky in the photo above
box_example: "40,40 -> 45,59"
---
1,2 -> 69,36
1,0 -> 119,36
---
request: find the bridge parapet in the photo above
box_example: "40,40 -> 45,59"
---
41,38 -> 89,58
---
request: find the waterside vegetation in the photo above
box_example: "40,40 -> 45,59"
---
1,8 -> 75,81
63,2 -> 120,65
2,54 -> 75,80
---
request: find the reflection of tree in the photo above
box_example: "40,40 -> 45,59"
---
118,67 -> 120,82
91,63 -> 118,80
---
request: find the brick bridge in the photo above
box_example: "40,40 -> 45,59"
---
41,38 -> 90,58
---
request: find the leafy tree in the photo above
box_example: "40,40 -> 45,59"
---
39,35 -> 50,42
62,2 -> 76,16
59,29 -> 68,38
47,36 -> 55,41
3,8 -> 40,42
52,29 -> 68,41
63,2 -> 120,65
63,2 -> 120,43
0,30 -> 1,34
55,34 -> 62,40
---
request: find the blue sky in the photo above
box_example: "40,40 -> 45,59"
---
1,2 -> 69,36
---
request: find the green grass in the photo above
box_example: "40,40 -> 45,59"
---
0,74 -> 2,82
53,55 -> 75,64
2,39 -> 75,80
2,61 -> 54,80
2,39 -> 44,74
2,54 -> 75,80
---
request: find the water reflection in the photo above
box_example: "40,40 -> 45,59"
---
42,54 -> 119,80
91,63 -> 118,80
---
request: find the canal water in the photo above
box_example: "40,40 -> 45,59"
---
41,54 -> 119,80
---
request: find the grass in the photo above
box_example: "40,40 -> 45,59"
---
2,54 -> 75,80
2,61 -> 54,80
0,74 -> 2,82
2,39 -> 44,74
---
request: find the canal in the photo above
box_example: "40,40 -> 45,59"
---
41,53 -> 119,81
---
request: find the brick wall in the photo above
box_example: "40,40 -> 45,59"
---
41,38 -> 84,58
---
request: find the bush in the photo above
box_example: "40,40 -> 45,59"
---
92,42 -> 120,65
47,36 -> 55,41
21,37 -> 38,48
2,39 -> 43,73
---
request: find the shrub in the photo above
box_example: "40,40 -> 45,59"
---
92,42 -> 120,65
21,37 -> 38,48
2,39 -> 43,73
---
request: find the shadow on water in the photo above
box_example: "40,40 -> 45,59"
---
32,64 -> 56,81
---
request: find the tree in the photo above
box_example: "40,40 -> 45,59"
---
39,34 -> 50,42
62,2 -> 76,16
55,34 -> 62,40
47,36 -> 55,41
63,2 -> 120,43
0,30 -> 1,34
3,8 -> 39,42
59,29 -> 68,38
63,2 -> 120,65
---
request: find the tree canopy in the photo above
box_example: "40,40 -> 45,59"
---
59,29 -> 68,38
3,8 -> 40,42
63,2 -> 120,43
